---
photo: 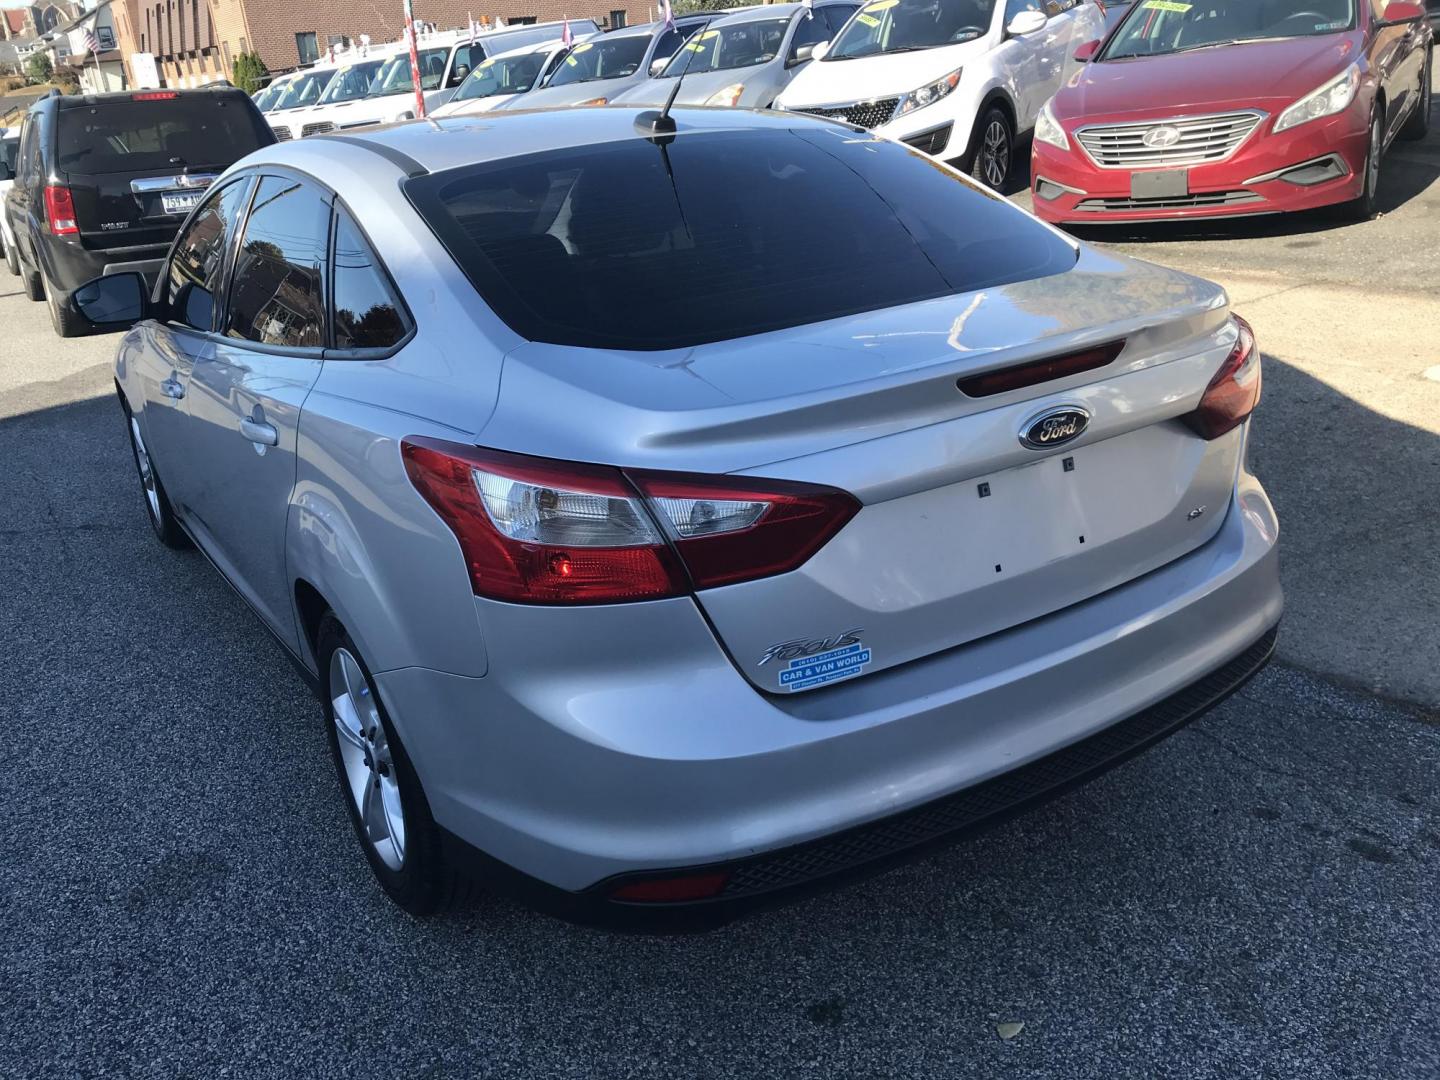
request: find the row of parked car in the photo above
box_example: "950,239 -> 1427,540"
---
0,0 -> 1431,343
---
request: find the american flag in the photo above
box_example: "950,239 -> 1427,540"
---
659,0 -> 675,31
561,17 -> 572,46
83,27 -> 100,54
468,12 -> 479,43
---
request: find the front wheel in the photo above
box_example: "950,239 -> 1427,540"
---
319,615 -> 473,916
125,408 -> 190,549
962,106 -> 1015,191
1400,52 -> 1431,141
1341,110 -> 1383,221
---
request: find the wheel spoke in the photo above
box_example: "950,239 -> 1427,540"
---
378,775 -> 406,868
362,775 -> 388,845
332,693 -> 366,752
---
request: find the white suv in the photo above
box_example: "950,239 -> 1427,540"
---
774,0 -> 1102,190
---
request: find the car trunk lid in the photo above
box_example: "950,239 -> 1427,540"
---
485,248 -> 1246,692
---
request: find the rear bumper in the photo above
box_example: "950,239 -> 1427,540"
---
375,459 -> 1282,927
1030,105 -> 1370,225
36,234 -> 168,294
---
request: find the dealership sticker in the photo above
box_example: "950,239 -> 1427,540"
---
778,641 -> 873,692
1141,0 -> 1192,10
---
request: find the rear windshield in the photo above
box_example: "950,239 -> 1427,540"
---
406,126 -> 1076,350
57,98 -> 271,174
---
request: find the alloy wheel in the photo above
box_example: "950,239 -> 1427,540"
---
1366,115 -> 1381,200
129,416 -> 161,524
330,647 -> 406,871
980,118 -> 1010,189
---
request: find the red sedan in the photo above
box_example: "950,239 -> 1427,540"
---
1030,0 -> 1433,225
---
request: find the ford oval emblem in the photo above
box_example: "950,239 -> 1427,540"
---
1020,406 -> 1090,450
1142,125 -> 1182,149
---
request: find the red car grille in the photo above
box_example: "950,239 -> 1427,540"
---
1076,111 -> 1264,168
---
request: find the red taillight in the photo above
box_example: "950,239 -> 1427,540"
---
44,185 -> 78,236
132,91 -> 179,101
609,872 -> 730,903
628,470 -> 859,590
957,340 -> 1124,398
400,437 -> 859,605
1183,315 -> 1261,439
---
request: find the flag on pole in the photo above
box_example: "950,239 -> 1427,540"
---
83,27 -> 100,54
801,0 -> 814,18
659,0 -> 675,31
562,16 -> 572,46
468,12 -> 478,43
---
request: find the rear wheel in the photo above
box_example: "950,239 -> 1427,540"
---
125,408 -> 190,549
44,275 -> 86,338
1400,53 -> 1430,141
963,106 -> 1014,191
318,615 -> 472,916
21,258 -> 43,301
1342,110 -> 1383,222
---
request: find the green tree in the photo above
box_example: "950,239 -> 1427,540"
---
24,52 -> 53,86
232,51 -> 269,94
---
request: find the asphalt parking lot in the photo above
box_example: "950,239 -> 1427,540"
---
3,115 -> 1439,1077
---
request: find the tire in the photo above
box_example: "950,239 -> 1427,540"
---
4,238 -> 18,277
44,275 -> 86,338
1341,109 -> 1383,221
124,406 -> 190,550
961,105 -> 1015,191
22,259 -> 43,301
318,614 -> 473,916
1400,52 -> 1431,141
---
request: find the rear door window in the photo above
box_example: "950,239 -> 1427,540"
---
405,126 -> 1075,350
223,175 -> 331,349
166,177 -> 253,333
56,98 -> 271,175
331,209 -> 410,351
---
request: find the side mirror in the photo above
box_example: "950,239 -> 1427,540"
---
1073,38 -> 1100,61
1378,0 -> 1425,24
649,57 -> 668,77
1006,9 -> 1048,35
789,43 -> 817,66
73,272 -> 151,331
811,40 -> 830,61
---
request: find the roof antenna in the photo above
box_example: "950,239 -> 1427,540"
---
635,3 -> 703,143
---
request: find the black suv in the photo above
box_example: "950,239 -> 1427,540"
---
3,86 -> 274,337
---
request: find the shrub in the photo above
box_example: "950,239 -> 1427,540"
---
231,51 -> 269,94
24,52 -> 53,86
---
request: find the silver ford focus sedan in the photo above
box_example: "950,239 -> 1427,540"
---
77,105 -> 1281,928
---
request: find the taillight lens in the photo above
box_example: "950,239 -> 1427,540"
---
1183,315 -> 1260,439
628,470 -> 860,590
401,437 -> 859,605
44,185 -> 78,236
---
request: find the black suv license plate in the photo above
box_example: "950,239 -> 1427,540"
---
1130,169 -> 1189,199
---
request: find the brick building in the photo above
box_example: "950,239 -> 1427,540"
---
109,0 -> 655,88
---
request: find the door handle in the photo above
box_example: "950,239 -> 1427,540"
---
160,376 -> 185,400
239,417 -> 279,447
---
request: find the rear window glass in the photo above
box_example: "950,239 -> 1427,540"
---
405,126 -> 1076,350
56,98 -> 270,175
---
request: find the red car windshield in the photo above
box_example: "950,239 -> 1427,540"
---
1104,0 -> 1356,59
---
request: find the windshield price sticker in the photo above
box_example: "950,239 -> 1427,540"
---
1141,0 -> 1192,10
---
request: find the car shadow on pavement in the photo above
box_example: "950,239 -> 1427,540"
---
2,358 -> 1438,1077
